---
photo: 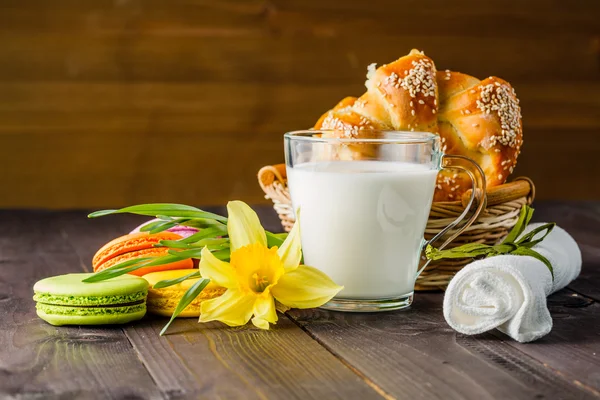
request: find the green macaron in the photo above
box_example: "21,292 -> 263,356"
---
33,273 -> 149,326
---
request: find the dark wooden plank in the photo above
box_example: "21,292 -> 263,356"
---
0,0 -> 599,208
1,0 -> 598,37
1,82 -> 598,130
492,290 -> 600,395
532,202 -> 600,301
0,1 -> 598,83
1,32 -> 598,84
288,291 -> 599,400
55,210 -> 383,399
0,211 -> 162,399
0,89 -> 598,207
484,202 -> 600,396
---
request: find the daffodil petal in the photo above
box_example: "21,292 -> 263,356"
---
277,209 -> 302,272
199,289 -> 256,327
199,246 -> 237,289
252,295 -> 278,330
252,317 -> 270,330
271,265 -> 343,309
227,201 -> 267,252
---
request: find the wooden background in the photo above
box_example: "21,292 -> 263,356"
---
0,0 -> 599,208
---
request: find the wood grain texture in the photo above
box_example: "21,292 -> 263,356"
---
288,292 -> 598,400
54,210 -> 382,399
0,0 -> 599,207
532,202 -> 600,301
285,201 -> 600,399
493,290 -> 600,395
0,211 -> 162,399
1,203 -> 599,399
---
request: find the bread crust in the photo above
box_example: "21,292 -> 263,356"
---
312,50 -> 523,201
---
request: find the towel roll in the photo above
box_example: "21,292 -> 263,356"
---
443,223 -> 582,343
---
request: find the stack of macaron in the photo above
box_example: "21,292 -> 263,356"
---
33,273 -> 149,326
130,218 -> 199,239
34,219 -> 225,326
92,231 -> 194,276
143,269 -> 226,317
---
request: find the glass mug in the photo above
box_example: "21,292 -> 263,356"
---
284,130 -> 486,312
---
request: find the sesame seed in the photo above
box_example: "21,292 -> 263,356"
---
476,82 -> 522,148
418,100 -> 425,105
472,123 -> 479,127
400,59 -> 436,98
410,101 -> 413,107
498,174 -> 503,180
465,110 -> 471,114
411,109 -> 416,116
432,109 -> 436,114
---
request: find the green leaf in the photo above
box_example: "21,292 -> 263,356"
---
178,227 -> 228,244
178,219 -> 226,229
425,205 -> 556,282
153,271 -> 201,289
425,242 -> 494,260
266,231 -> 287,247
142,220 -> 181,234
211,249 -> 230,261
510,247 -> 554,280
88,204 -> 227,223
155,215 -> 175,221
82,252 -> 193,283
167,248 -> 204,259
516,223 -> 556,248
82,257 -> 155,282
160,278 -> 211,336
503,205 -> 534,244
159,238 -> 229,249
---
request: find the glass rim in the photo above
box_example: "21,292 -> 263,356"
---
284,130 -> 438,144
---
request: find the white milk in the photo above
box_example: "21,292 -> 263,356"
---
287,161 -> 438,299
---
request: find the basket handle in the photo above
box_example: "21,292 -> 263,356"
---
257,164 -> 287,192
461,177 -> 535,208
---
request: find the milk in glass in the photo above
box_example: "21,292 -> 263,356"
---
287,161 -> 437,299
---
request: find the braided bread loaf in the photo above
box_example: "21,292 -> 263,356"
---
314,49 -> 523,202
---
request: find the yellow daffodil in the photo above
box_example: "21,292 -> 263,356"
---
199,201 -> 343,329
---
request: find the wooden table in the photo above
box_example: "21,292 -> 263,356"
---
2,202 -> 599,399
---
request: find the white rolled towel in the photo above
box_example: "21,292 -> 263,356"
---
443,223 -> 582,343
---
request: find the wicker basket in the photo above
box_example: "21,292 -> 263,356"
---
258,164 -> 535,290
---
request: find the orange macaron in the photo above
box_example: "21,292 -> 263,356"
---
93,232 -> 194,276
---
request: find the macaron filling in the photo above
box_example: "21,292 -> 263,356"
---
33,291 -> 147,306
36,302 -> 146,316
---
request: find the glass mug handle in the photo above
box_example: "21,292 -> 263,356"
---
417,154 -> 488,277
